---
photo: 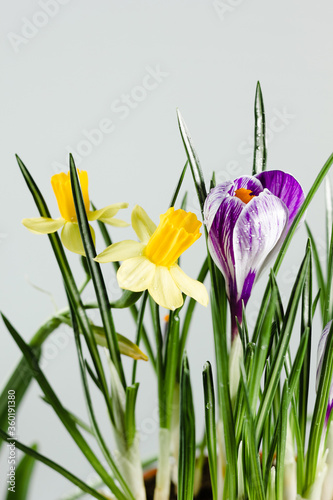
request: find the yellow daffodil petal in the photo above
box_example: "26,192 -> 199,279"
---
22,217 -> 65,234
148,266 -> 184,310
170,265 -> 209,307
95,240 -> 145,263
87,203 -> 129,222
61,222 -> 95,256
131,205 -> 157,243
117,256 -> 155,292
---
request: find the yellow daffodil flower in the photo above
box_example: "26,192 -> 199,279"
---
95,205 -> 209,310
22,170 -> 128,255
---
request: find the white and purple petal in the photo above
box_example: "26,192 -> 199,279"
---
233,190 -> 288,302
204,181 -> 235,232
206,195 -> 244,297
233,175 -> 263,196
255,170 -> 305,231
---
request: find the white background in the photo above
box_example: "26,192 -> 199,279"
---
1,1 -> 333,499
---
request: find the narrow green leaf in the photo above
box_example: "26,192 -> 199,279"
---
170,161 -> 188,207
203,361 -> 217,500
178,354 -> 196,500
239,364 -> 265,500
0,430 -> 108,500
92,202 -> 155,372
299,246 -> 313,446
252,81 -> 267,175
211,291 -> 238,499
324,216 -> 333,325
16,156 -> 113,422
178,257 -> 209,371
109,290 -> 143,308
305,223 -> 326,317
131,291 -> 149,383
164,313 -> 180,431
5,443 -> 38,500
326,177 -> 332,259
253,151 -> 333,343
248,277 -> 277,412
1,313 -> 130,500
255,246 -> 310,442
69,156 -> 125,387
125,383 -> 139,447
305,320 -> 333,493
0,349 -> 41,437
177,109 -> 207,211
276,382 -> 289,500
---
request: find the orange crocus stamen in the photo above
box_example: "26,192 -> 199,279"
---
234,188 -> 256,204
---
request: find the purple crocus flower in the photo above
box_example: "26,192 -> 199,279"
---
204,170 -> 305,339
316,320 -> 333,425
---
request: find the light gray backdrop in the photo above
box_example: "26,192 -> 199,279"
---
1,1 -> 333,499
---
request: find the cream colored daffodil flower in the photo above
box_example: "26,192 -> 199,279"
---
95,205 -> 209,310
22,170 -> 128,255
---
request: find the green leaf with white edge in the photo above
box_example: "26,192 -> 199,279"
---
248,275 -> 277,413
211,291 -> 238,499
16,156 -> 113,422
305,320 -> 333,494
0,429 -> 108,500
299,245 -> 313,446
253,151 -> 333,344
91,325 -> 148,361
6,443 -> 38,500
1,312 -> 130,500
305,223 -> 326,318
275,382 -> 290,500
324,216 -> 333,325
252,81 -> 267,175
68,300 -> 135,500
312,289 -> 321,319
69,156 -> 125,387
178,353 -> 196,500
326,177 -> 332,259
125,383 -> 139,447
164,312 -> 180,430
203,361 -> 217,500
177,109 -> 207,212
263,329 -> 309,491
255,245 -> 310,442
239,363 -> 265,500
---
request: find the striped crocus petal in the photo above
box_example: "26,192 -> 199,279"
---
255,170 -> 305,232
316,320 -> 333,424
233,189 -> 289,304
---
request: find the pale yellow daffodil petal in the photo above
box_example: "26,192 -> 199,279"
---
22,217 -> 65,234
61,222 -> 95,256
148,266 -> 184,310
87,203 -> 129,222
117,256 -> 155,292
131,205 -> 157,243
95,240 -> 145,263
170,265 -> 209,307
103,217 -> 129,227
